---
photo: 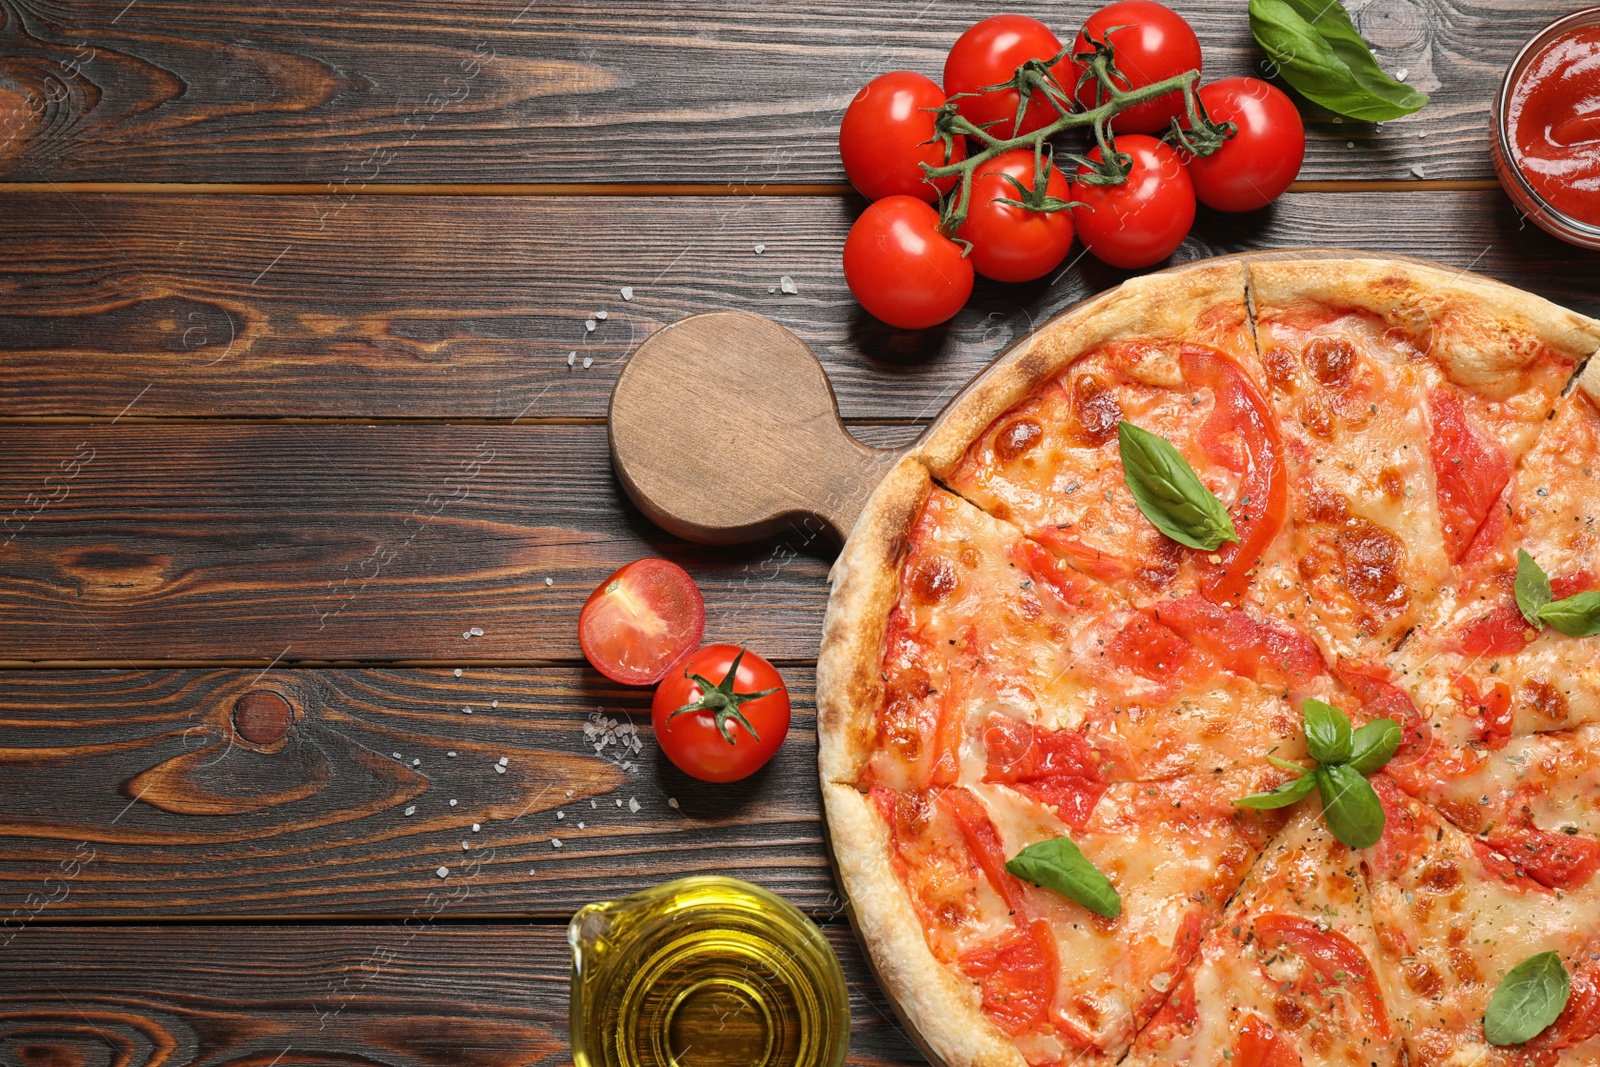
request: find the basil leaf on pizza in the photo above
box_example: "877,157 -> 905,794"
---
1515,549 -> 1554,627
1347,716 -> 1402,776
1316,763 -> 1386,850
1302,699 -> 1353,765
1235,770 -> 1317,809
1005,836 -> 1121,919
1484,951 -> 1571,1046
1539,590 -> 1600,637
1116,421 -> 1239,551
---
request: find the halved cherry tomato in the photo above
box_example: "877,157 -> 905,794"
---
578,559 -> 705,685
956,148 -> 1076,282
944,15 -> 1072,139
1429,387 -> 1513,562
1233,1014 -> 1299,1067
1184,77 -> 1305,212
843,195 -> 974,329
1071,1 -> 1203,135
1252,912 -> 1391,1038
839,71 -> 967,202
1071,135 -> 1195,269
651,644 -> 789,782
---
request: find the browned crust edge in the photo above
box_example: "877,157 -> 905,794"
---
1245,257 -> 1600,402
914,259 -> 1250,477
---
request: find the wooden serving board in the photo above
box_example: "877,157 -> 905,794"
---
609,248 -> 1460,547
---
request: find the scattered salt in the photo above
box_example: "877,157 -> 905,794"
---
454,668 -> 463,678
1418,131 -> 1427,139
393,752 -> 403,759
615,799 -> 623,807
668,798 -> 680,809
544,577 -> 554,586
753,243 -> 765,254
629,798 -> 641,813
590,799 -> 597,809
1395,68 -> 1409,82
405,805 -> 417,816
498,756 -> 509,767
437,866 -> 449,878
584,318 -> 597,332
620,286 -> 634,301
557,811 -> 566,820
447,751 -> 458,758
566,789 -> 574,797
595,310 -> 608,320
578,821 -> 586,829
582,356 -> 594,369
767,286 -> 776,294
566,351 -> 576,367
412,758 -> 421,766
462,840 -> 470,850
470,626 -> 483,636
1346,141 -> 1355,149
1411,165 -> 1426,178
472,823 -> 480,832
491,700 -> 498,708
449,799 -> 458,807
551,838 -> 563,849
494,764 -> 506,774
529,868 -> 537,875
463,707 -> 473,715
780,276 -> 798,295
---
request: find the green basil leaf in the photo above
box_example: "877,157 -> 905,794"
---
1303,699 -> 1353,765
1236,771 -> 1317,809
1515,550 -> 1554,628
1117,422 -> 1239,552
1348,717 -> 1402,775
1005,836 -> 1121,918
1538,590 -> 1600,638
1485,951 -> 1571,1046
1248,0 -> 1429,121
1315,763 -> 1386,849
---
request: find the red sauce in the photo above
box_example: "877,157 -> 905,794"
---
1508,26 -> 1600,226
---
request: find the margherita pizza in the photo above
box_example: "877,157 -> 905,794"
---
818,258 -> 1600,1067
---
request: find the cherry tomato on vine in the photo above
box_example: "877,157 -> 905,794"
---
944,15 -> 1073,139
578,559 -> 705,686
956,149 -> 1076,283
1071,1 -> 1203,135
844,195 -> 974,329
1071,134 -> 1195,269
1183,77 -> 1305,212
839,71 -> 968,202
652,644 -> 791,783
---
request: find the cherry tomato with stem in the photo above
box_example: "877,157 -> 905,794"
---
1070,134 -> 1195,269
944,15 -> 1073,139
957,148 -> 1076,283
840,71 -> 968,202
1182,77 -> 1305,212
652,645 -> 791,783
1071,1 -> 1203,135
844,195 -> 974,329
578,558 -> 705,685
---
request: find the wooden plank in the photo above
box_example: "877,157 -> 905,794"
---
0,424 -> 856,663
0,668 -> 845,918
0,922 -> 923,1067
0,1 -> 1556,183
4,190 -> 1600,421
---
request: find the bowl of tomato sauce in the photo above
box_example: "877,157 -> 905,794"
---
1494,7 -> 1600,249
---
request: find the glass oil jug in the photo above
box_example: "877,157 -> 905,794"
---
569,876 -> 850,1067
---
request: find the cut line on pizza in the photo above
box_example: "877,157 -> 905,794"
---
818,258 -> 1600,1067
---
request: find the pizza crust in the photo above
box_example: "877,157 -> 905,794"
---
824,782 -> 1026,1067
915,259 -> 1251,477
1246,257 -> 1600,400
817,456 -> 930,787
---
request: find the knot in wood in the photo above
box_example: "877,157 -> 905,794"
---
232,691 -> 293,745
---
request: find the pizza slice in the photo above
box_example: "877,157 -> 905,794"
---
931,266 -> 1301,629
1362,774 -> 1600,1064
1123,805 -> 1402,1067
1389,386 -> 1600,749
833,764 -> 1287,1065
1247,259 -> 1597,666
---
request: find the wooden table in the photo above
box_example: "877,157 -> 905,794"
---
2,2 -> 1597,1064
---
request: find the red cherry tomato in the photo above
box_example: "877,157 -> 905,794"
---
944,15 -> 1073,139
839,71 -> 968,202
652,644 -> 790,782
1233,1014 -> 1299,1067
578,559 -> 705,685
1070,134 -> 1195,269
956,149 -> 1076,282
1071,1 -> 1203,135
1183,77 -> 1305,211
843,195 -> 975,329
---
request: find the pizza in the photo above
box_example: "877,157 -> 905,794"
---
818,258 -> 1600,1067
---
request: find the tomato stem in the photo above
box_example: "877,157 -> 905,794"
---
926,31 -> 1218,237
666,647 -> 780,745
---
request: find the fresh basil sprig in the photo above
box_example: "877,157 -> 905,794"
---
1005,836 -> 1121,918
1514,551 -> 1600,637
1117,422 -> 1239,552
1236,701 -> 1399,849
1248,0 -> 1429,122
1485,951 -> 1571,1046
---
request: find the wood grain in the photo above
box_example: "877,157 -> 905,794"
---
0,922 -> 923,1067
0,423 -> 873,663
0,0 -> 1561,184
5,190 -> 1600,421
0,667 -> 845,918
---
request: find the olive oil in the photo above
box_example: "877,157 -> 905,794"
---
569,876 -> 849,1067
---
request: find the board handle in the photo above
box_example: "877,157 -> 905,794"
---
609,312 -> 903,545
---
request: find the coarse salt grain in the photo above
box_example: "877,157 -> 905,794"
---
1395,68 -> 1409,81
582,356 -> 594,369
1411,165 -> 1426,179
494,764 -> 506,774
628,798 -> 641,813
447,751 -> 458,757
449,799 -> 458,806
590,799 -> 597,808
412,758 -> 421,766
437,866 -> 449,878
551,838 -> 563,848
462,840 -> 470,850
454,668 -> 463,677
470,626 -> 483,636
620,286 -> 633,301
463,707 -> 473,715
498,756 -> 509,767
393,752 -> 403,759
578,821 -> 586,829
668,798 -> 679,809
780,276 -> 798,294
584,318 -> 596,331
557,811 -> 565,820
491,700 -> 498,708
754,243 -> 765,254
595,310 -> 608,320
767,286 -> 776,294
405,805 -> 416,816
615,799 -> 623,807
545,577 -> 554,586
566,351 -> 576,367
472,823 -> 480,832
